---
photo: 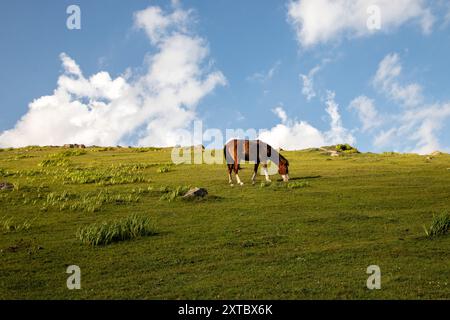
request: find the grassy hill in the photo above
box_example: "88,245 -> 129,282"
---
0,146 -> 449,299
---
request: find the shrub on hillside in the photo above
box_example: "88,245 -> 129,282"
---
336,144 -> 359,154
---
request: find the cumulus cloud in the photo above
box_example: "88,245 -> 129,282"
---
373,103 -> 450,154
373,53 -> 423,107
0,3 -> 226,148
287,0 -> 434,47
258,92 -> 355,150
370,53 -> 450,154
349,96 -> 382,132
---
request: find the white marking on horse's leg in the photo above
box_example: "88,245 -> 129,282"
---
263,166 -> 271,182
281,174 -> 288,182
285,174 -> 290,181
251,172 -> 256,185
228,173 -> 234,186
236,174 -> 244,186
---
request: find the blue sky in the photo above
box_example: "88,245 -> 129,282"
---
1,0 -> 450,153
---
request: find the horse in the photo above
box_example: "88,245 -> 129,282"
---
223,139 -> 289,186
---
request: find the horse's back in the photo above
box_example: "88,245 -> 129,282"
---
224,139 -> 273,164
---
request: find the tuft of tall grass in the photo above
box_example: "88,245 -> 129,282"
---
41,190 -> 140,213
94,147 -> 116,152
157,166 -> 171,173
62,164 -> 151,186
424,213 -> 450,238
76,214 -> 156,246
0,216 -> 33,233
38,158 -> 71,167
381,152 -> 399,156
7,154 -> 34,161
159,185 -> 190,201
52,150 -> 87,158
0,168 -> 17,177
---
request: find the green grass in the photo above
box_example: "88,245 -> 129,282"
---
159,185 -> 191,202
0,216 -> 33,233
52,150 -> 87,157
424,213 -> 450,238
288,180 -> 310,189
0,146 -> 449,299
38,158 -> 71,167
157,166 -> 171,173
76,214 -> 156,246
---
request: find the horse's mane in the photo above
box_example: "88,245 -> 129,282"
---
278,152 -> 289,165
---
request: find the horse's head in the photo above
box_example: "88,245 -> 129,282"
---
278,155 -> 289,182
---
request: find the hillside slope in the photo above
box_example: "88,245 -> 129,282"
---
0,147 -> 449,299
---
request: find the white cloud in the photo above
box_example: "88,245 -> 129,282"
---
323,91 -> 356,145
258,121 -> 326,151
373,53 -> 423,107
420,8 -> 435,34
445,7 -> 450,27
373,128 -> 397,149
259,93 -> 355,150
287,0 -> 434,47
402,104 -> 450,154
133,4 -> 192,45
370,53 -> 450,154
247,61 -> 281,83
300,59 -> 330,101
300,74 -> 315,101
349,95 -> 382,132
373,104 -> 450,154
272,106 -> 288,124
300,66 -> 319,101
0,4 -> 226,148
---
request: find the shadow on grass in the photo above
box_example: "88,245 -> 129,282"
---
275,175 -> 321,182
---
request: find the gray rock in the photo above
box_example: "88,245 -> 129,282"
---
0,182 -> 14,190
182,187 -> 208,198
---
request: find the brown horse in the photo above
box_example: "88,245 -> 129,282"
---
223,139 -> 289,186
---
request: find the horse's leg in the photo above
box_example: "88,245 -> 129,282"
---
252,163 -> 259,185
262,163 -> 271,182
227,164 -> 234,186
234,163 -> 244,186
